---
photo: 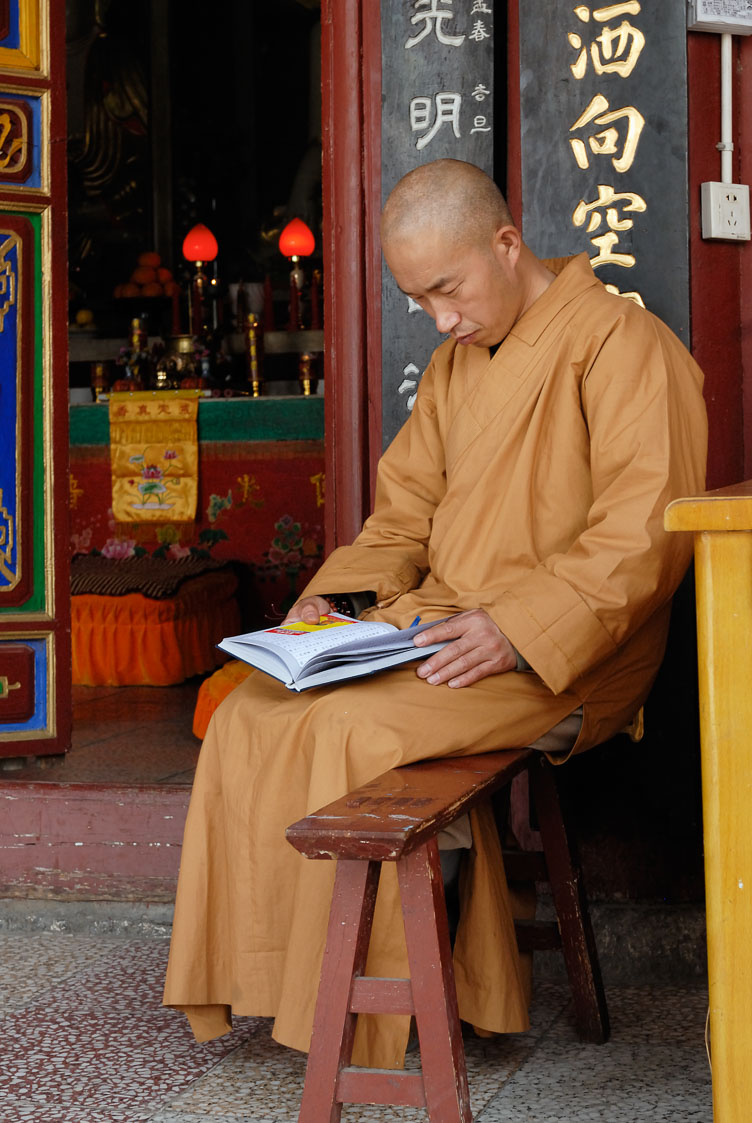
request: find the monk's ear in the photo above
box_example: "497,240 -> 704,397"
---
491,224 -> 522,267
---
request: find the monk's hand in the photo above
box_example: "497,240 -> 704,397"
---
282,595 -> 332,626
413,609 -> 516,688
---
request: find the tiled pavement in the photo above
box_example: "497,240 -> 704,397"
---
0,930 -> 712,1123
0,686 -> 713,1120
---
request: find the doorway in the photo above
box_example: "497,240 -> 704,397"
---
48,0 -> 323,786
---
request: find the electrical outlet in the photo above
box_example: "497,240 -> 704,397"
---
701,182 -> 751,241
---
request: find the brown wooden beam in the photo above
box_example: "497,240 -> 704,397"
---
321,0 -> 379,550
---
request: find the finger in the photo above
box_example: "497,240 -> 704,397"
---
446,660 -> 501,688
283,598 -> 328,625
417,629 -> 500,676
416,639 -> 475,678
417,655 -> 500,688
413,615 -> 474,646
418,645 -> 492,684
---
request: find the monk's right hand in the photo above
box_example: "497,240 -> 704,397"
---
282,595 -> 332,626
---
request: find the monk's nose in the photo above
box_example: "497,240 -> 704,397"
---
435,308 -> 461,334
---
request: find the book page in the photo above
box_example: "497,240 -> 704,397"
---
219,615 -> 396,680
300,617 -> 450,674
261,615 -> 395,663
289,639 -> 447,691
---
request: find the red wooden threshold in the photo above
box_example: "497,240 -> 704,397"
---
0,782 -> 189,900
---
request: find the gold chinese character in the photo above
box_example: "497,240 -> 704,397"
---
574,2 -> 641,21
310,472 -> 326,508
236,473 -> 263,508
70,474 -> 84,510
572,184 -> 646,234
604,283 -> 646,307
569,94 -> 645,174
589,230 -> 635,269
568,19 -> 645,79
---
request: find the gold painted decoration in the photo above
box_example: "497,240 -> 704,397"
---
108,391 -> 201,524
0,99 -> 30,180
0,487 -> 15,585
0,0 -> 42,74
0,230 -> 17,327
0,217 -> 32,603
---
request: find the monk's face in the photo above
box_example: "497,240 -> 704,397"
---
383,225 -> 527,348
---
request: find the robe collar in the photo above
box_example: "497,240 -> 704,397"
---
458,253 -> 600,396
507,252 -> 601,349
444,252 -> 605,461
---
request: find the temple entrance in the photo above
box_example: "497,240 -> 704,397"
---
61,0 -> 325,787
0,0 -> 378,898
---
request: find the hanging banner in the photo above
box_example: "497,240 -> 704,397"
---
109,392 -> 201,523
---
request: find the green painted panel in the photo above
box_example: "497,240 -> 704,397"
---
69,395 -> 325,447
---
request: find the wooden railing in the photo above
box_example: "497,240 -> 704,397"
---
665,482 -> 752,1123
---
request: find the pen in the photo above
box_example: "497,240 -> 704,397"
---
409,615 -> 421,627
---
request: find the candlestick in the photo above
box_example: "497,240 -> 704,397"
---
287,276 -> 300,332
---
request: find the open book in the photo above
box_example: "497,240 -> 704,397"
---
217,613 -> 448,692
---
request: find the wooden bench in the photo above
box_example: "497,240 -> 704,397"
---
286,746 -> 608,1123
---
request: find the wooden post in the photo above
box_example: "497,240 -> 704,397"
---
665,482 -> 752,1123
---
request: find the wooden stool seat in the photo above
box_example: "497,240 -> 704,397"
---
286,747 -> 608,1123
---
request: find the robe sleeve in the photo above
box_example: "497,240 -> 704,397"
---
303,360 -> 448,606
490,311 -> 707,696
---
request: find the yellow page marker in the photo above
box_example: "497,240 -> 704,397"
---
270,614 -> 353,636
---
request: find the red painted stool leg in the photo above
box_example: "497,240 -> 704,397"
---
298,858 -> 381,1123
398,840 -> 473,1123
530,756 -> 610,1044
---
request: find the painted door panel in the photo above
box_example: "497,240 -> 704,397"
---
0,0 -> 71,756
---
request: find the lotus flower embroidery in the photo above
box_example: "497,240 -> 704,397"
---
128,449 -> 181,508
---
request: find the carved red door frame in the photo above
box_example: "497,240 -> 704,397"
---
321,0 -> 382,551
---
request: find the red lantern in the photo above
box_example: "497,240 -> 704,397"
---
182,223 -> 218,263
278,218 -> 315,259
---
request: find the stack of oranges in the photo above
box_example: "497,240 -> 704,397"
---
113,251 -> 178,299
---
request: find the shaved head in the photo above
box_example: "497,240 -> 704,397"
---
381,159 -> 514,251
380,159 -> 554,348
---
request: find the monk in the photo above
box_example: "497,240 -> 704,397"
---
163,159 -> 707,1068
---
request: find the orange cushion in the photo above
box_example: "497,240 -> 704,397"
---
192,659 -> 253,739
72,569 -> 240,686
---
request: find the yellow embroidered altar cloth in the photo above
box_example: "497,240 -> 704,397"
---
109,391 -> 201,523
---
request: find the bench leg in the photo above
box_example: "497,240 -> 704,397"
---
530,754 -> 610,1044
398,839 -> 473,1123
298,858 -> 381,1123
298,841 -> 472,1123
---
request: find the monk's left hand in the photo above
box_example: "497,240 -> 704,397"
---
413,609 -> 517,688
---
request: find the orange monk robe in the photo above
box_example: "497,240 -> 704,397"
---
163,254 -> 707,1068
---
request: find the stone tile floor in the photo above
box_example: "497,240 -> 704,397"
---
0,930 -> 712,1122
